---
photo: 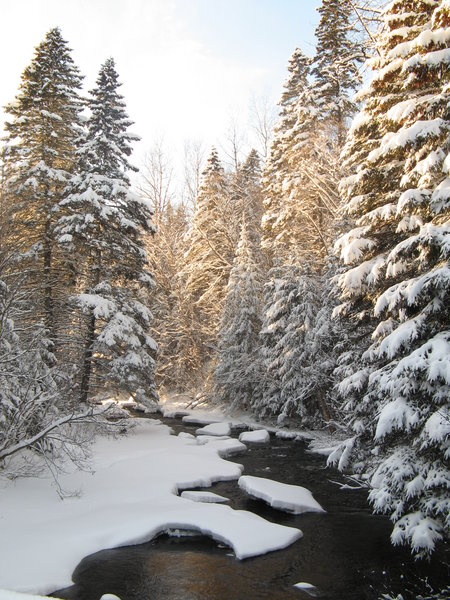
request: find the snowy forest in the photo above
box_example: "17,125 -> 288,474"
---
0,0 -> 449,585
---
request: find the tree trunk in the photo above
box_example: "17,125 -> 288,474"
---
79,310 -> 96,405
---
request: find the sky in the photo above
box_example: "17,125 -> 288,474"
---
0,0 -> 321,176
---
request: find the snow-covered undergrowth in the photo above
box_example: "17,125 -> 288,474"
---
0,418 -> 302,596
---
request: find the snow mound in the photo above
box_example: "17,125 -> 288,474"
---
239,429 -> 270,444
196,437 -> 247,458
238,475 -> 326,515
178,431 -> 196,440
181,491 -> 229,503
196,435 -> 231,444
162,409 -> 190,418
182,415 -> 223,426
196,422 -> 231,436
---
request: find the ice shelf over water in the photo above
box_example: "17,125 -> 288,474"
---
181,490 -> 229,503
182,414 -> 223,426
196,422 -> 231,436
238,475 -> 326,515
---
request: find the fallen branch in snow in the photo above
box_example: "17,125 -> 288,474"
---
0,405 -> 122,463
184,392 -> 210,410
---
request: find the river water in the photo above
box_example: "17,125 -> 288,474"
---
51,415 -> 449,600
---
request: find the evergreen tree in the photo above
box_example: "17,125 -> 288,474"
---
276,271 -> 327,425
2,28 -> 83,344
146,201 -> 194,391
57,58 -> 157,407
311,0 -> 363,143
252,267 -> 328,425
261,48 -> 313,265
214,219 -> 262,411
230,149 -> 265,261
252,266 -> 299,418
181,148 -> 234,379
331,0 -> 450,557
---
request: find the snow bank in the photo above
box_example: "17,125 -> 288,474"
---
182,414 -> 223,425
196,437 -> 247,457
239,475 -> 326,515
0,420 -> 301,595
239,429 -> 270,444
196,422 -> 231,436
0,592 -> 61,600
181,491 -> 229,503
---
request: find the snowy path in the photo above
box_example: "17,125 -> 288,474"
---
0,419 -> 301,596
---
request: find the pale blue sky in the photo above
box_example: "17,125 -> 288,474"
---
0,0 -> 321,167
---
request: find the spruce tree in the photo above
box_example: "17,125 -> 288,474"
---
57,58 -> 157,407
261,48 -> 313,265
2,28 -> 83,344
331,0 -> 450,557
252,266 -> 299,418
311,0 -> 363,143
181,148 -> 233,379
214,219 -> 262,411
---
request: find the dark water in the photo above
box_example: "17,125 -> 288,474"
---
52,416 -> 449,600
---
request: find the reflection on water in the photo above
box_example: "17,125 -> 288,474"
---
52,416 -> 449,600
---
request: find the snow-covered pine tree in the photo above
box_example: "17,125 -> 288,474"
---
311,0 -> 363,144
147,200 -> 194,391
251,266 -> 299,418
181,148 -> 234,379
2,28 -> 83,345
331,0 -> 450,557
214,219 -> 262,411
277,271 -> 330,425
230,149 -> 265,262
261,48 -> 313,265
57,58 -> 157,407
252,266 -> 328,425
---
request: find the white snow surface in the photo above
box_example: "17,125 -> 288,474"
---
238,475 -> 325,515
181,490 -> 229,503
0,420 -> 302,596
239,429 -> 270,444
0,593 -> 62,600
182,414 -> 223,425
195,437 -> 247,457
196,422 -> 231,436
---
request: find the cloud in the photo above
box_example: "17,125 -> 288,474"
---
0,0 -> 268,159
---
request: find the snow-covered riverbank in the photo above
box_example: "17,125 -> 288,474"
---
0,416 -> 303,596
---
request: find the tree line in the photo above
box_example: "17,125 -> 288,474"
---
0,0 -> 448,559
146,0 -> 449,559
